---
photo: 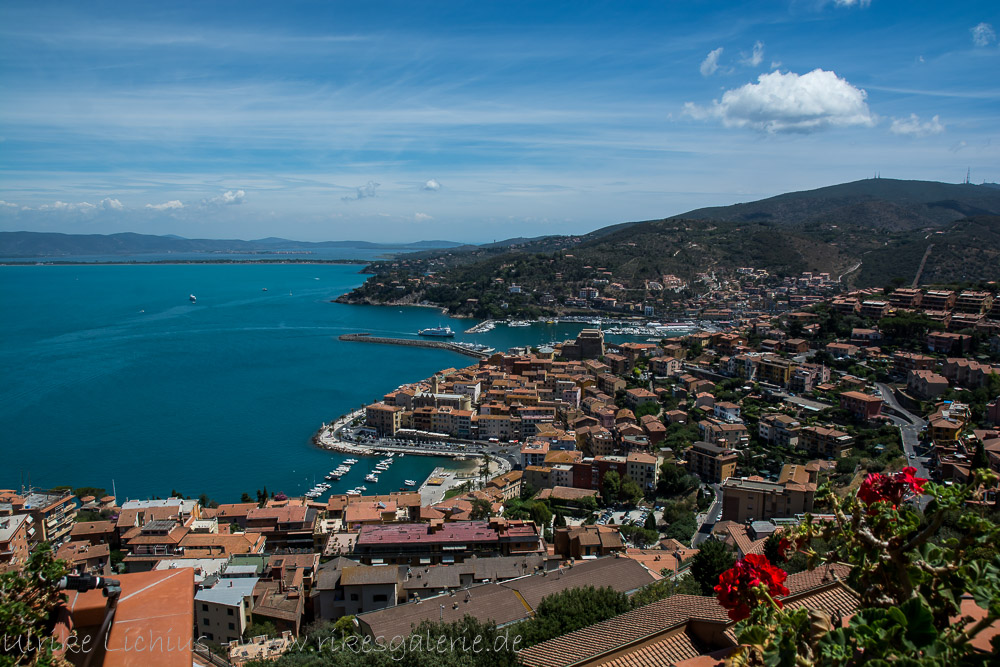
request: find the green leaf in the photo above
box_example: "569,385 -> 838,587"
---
899,598 -> 937,649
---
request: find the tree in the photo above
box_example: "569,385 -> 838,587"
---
657,462 -> 699,497
240,492 -> 253,503
601,471 -> 621,504
631,574 -> 703,607
529,501 -> 552,527
690,539 -> 736,595
245,619 -> 279,639
516,586 -> 632,648
0,543 -> 69,666
643,512 -> 657,531
554,511 -> 568,528
470,498 -> 493,520
619,476 -> 643,506
970,442 -> 989,471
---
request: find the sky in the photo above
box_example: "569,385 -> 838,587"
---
0,1 -> 998,243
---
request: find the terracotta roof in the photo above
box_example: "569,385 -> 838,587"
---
70,521 -> 116,537
341,565 -> 399,586
600,630 -> 702,667
518,594 -> 728,667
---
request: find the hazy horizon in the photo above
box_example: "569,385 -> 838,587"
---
2,1 -> 998,243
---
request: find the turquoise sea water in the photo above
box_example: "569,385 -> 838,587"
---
0,263 -> 638,504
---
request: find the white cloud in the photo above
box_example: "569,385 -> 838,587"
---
39,200 -> 96,211
740,41 -> 764,67
971,23 -> 996,47
700,48 -> 724,77
684,69 -> 876,133
205,189 -> 246,206
0,200 -> 18,208
145,200 -> 185,210
890,114 -> 945,137
342,181 -> 379,202
414,212 -> 432,221
100,197 -> 124,210
833,0 -> 871,7
422,179 -> 441,191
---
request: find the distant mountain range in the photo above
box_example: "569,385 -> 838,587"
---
0,231 -> 465,258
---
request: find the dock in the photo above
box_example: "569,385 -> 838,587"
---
338,333 -> 491,358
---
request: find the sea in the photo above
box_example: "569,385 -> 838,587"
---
0,260 -> 660,505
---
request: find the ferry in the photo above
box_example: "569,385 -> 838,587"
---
418,326 -> 455,337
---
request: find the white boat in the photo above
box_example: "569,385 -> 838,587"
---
404,479 -> 417,487
189,294 -> 197,303
346,489 -> 360,496
418,326 -> 455,337
365,473 -> 378,482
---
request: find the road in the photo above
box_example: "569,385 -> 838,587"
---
876,382 -> 931,507
692,483 -> 722,546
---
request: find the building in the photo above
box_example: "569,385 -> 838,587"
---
0,514 -> 33,570
927,332 -> 972,355
561,329 -> 605,360
720,477 -> 816,522
195,572 -> 260,644
626,452 -> 658,491
893,352 -> 938,377
552,525 -> 624,559
355,556 -> 656,640
352,519 -> 543,566
245,506 -> 318,551
922,290 -> 957,311
839,391 -> 883,421
798,425 -> 854,459
686,441 -> 737,484
758,413 -> 800,448
907,369 -> 950,400
955,290 -> 993,314
757,355 -> 797,387
366,403 -> 404,436
15,489 -> 76,546
624,387 -> 658,411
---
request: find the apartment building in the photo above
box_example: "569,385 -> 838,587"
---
352,519 -> 543,566
720,477 -> 815,522
686,441 -> 737,484
626,452 -> 658,491
797,425 -> 854,459
839,391 -> 883,421
757,413 -> 800,448
196,572 -> 259,644
955,291 -> 994,314
365,403 -> 403,436
15,489 -> 77,546
0,514 -> 33,569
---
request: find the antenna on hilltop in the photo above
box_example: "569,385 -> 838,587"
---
965,168 -> 971,185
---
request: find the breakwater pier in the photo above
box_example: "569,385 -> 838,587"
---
338,333 -> 492,358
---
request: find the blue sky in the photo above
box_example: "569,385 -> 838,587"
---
1,1 -> 997,243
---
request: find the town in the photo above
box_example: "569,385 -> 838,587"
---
2,275 -> 999,666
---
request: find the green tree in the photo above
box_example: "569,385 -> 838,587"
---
631,574 -> 703,607
470,498 -> 493,520
619,476 -> 643,506
970,442 -> 989,471
0,543 -> 69,666
240,492 -> 253,503
516,586 -> 632,647
601,471 -> 621,504
690,539 -> 735,596
643,512 -> 657,531
657,462 -> 699,497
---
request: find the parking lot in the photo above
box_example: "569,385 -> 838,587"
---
595,505 -> 662,529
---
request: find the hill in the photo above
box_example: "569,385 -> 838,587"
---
678,178 -> 1000,231
0,231 -> 464,258
338,180 -> 1000,317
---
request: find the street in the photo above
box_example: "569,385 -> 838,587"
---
876,382 -> 931,508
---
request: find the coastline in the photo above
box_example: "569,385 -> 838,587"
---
0,258 -> 371,266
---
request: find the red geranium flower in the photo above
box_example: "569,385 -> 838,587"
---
714,554 -> 790,621
776,537 -> 793,561
857,467 -> 927,511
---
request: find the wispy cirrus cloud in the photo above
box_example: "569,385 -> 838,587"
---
971,23 -> 996,47
740,41 -> 764,67
685,69 -> 875,133
700,48 -> 724,76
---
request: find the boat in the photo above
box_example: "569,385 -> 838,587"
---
418,326 -> 455,337
508,320 -> 531,327
398,453 -> 404,458
365,473 -> 379,482
404,479 -> 417,487
262,288 -> 268,291
189,294 -> 197,303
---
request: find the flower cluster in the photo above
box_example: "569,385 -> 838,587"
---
856,466 -> 927,511
714,554 -> 790,621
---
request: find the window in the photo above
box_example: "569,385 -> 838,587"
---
205,633 -> 213,641
201,604 -> 208,612
203,618 -> 210,627
228,623 -> 235,630
227,608 -> 234,616
350,593 -> 359,601
373,594 -> 388,603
